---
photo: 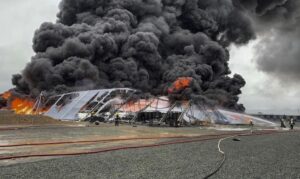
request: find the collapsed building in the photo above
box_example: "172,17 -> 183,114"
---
3,0 -> 295,129
43,88 -> 276,127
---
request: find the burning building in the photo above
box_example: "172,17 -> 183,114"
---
45,88 -> 135,120
7,0 -> 253,112
0,90 -> 40,115
1,0 -> 289,128
35,88 -> 274,127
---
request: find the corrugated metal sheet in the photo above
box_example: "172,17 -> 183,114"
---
44,88 -> 134,120
44,88 -> 276,126
45,90 -> 99,120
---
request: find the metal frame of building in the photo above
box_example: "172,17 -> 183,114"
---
44,88 -> 135,120
43,89 -> 277,127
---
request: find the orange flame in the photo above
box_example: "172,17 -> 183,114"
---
0,91 -> 47,115
10,96 -> 36,115
168,77 -> 192,93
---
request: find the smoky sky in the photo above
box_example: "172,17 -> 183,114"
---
0,0 -> 58,93
237,0 -> 300,83
11,0 -> 260,111
11,0 -> 300,112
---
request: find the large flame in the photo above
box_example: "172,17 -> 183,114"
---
168,77 -> 193,93
10,96 -> 36,115
0,91 -> 46,115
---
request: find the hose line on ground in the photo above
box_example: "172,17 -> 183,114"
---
202,135 -> 238,179
0,130 -> 292,161
202,129 -> 285,178
0,132 -> 248,148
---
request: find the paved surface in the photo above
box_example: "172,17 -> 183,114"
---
0,131 -> 299,179
0,124 -> 251,160
212,131 -> 300,179
0,125 -> 240,143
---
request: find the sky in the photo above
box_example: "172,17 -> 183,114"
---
0,0 -> 299,115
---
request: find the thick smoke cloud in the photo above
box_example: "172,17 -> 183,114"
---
12,0 -> 256,111
237,0 -> 300,83
0,97 -> 6,108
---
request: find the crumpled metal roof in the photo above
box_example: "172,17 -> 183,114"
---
44,88 -> 134,120
44,89 -> 277,126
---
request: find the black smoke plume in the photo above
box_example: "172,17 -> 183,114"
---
12,0 -> 257,111
0,97 -> 7,108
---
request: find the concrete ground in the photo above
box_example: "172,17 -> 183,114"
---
0,126 -> 299,179
0,124 -> 254,166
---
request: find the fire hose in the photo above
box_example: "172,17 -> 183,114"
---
0,135 -> 193,148
0,130 -> 285,162
0,135 -> 232,161
202,130 -> 298,179
0,130 -> 296,179
202,135 -> 239,179
0,132 -> 247,148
